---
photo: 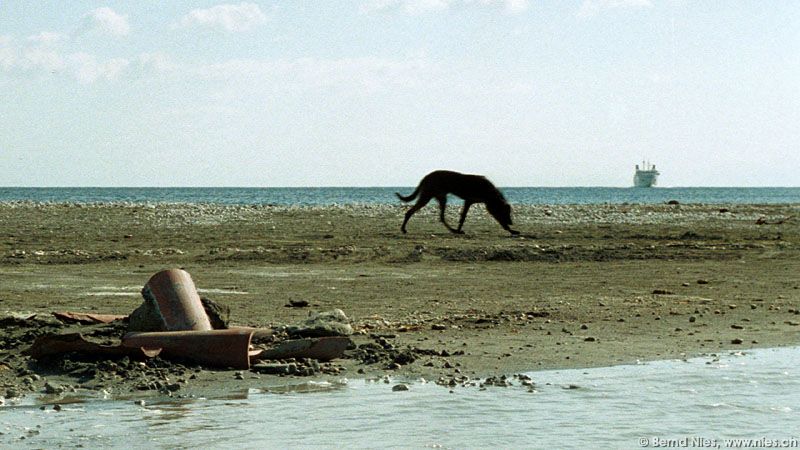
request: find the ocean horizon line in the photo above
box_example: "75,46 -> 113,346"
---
1,185 -> 798,189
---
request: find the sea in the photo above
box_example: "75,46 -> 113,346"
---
0,186 -> 798,205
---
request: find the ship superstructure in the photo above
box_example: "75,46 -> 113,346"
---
633,161 -> 659,187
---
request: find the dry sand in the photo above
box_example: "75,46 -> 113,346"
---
0,201 -> 798,400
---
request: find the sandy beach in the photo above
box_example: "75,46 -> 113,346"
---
1,201 -> 798,399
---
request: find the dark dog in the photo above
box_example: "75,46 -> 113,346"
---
396,170 -> 519,235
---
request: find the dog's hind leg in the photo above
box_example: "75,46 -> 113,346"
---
456,201 -> 473,233
401,194 -> 431,234
436,195 -> 462,234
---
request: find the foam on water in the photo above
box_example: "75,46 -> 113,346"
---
2,347 -> 798,449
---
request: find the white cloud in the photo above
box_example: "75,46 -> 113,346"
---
466,0 -> 529,14
361,0 -> 528,15
84,7 -> 131,36
577,0 -> 652,19
68,53 -> 129,84
0,36 -> 16,71
27,31 -> 65,45
199,55 -> 432,94
138,52 -> 178,73
176,3 -> 268,32
22,47 -> 66,72
0,36 -> 130,84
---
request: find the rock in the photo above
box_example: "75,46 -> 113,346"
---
127,294 -> 167,332
431,324 -> 447,331
392,384 -> 409,392
697,279 -> 709,285
44,382 -> 65,395
287,309 -> 353,338
285,300 -> 310,308
652,289 -> 675,295
731,338 -> 743,344
251,362 -> 291,375
201,296 -> 230,329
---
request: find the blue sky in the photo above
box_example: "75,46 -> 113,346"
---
1,1 -> 798,187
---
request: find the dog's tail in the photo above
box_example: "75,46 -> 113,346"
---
395,187 -> 419,203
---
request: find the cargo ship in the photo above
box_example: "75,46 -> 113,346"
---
633,161 -> 659,187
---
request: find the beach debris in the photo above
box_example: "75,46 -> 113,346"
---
128,269 -> 212,333
256,336 -> 351,362
24,333 -> 161,360
286,309 -> 353,338
52,311 -> 127,325
122,329 -> 259,370
21,268 -> 354,386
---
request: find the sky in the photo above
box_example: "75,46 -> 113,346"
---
0,1 -> 798,187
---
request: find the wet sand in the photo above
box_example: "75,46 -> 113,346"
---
1,202 -> 798,399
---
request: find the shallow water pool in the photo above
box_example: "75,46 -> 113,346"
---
2,347 -> 799,449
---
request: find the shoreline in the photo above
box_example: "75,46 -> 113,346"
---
0,202 -> 798,402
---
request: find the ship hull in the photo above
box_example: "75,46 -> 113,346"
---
633,170 -> 659,188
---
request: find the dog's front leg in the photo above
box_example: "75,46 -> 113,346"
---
457,201 -> 473,233
437,197 -> 462,234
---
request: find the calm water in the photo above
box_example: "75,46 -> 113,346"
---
0,187 -> 798,205
2,347 -> 798,449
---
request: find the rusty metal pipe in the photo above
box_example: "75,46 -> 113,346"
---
122,329 -> 258,369
142,269 -> 212,331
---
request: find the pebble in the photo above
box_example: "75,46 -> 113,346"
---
392,384 -> 409,392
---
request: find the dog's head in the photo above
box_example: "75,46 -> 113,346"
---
487,201 -> 513,227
